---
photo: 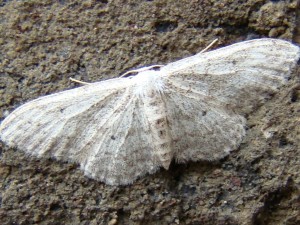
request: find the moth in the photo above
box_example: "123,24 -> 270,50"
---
0,38 -> 299,185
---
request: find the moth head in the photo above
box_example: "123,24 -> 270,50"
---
132,70 -> 165,97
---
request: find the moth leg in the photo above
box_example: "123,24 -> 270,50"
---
69,77 -> 90,85
120,65 -> 164,77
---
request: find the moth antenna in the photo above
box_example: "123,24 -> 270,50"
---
199,38 -> 219,54
69,77 -> 90,85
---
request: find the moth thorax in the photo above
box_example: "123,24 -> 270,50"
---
142,90 -> 172,170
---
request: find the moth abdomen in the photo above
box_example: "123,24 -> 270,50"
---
142,90 -> 172,169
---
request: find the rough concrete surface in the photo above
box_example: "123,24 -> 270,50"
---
0,0 -> 299,224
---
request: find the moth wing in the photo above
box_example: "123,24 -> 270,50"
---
0,78 -> 159,185
163,89 -> 246,163
160,38 -> 299,162
80,96 -> 161,185
161,38 -> 300,115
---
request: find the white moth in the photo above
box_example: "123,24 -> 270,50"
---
0,38 -> 299,185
